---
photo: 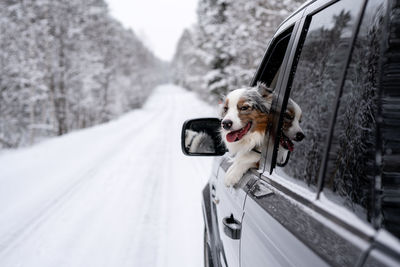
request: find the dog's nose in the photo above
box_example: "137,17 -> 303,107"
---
295,132 -> 305,141
222,120 -> 233,130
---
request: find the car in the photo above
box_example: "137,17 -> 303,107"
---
181,0 -> 400,266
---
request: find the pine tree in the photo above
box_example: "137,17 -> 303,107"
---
0,0 -> 167,149
172,0 -> 305,102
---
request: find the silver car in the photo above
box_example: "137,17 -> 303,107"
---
182,0 -> 400,266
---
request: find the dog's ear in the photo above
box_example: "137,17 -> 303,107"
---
218,93 -> 226,105
256,81 -> 273,97
256,82 -> 274,103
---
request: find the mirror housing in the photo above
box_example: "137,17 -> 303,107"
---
181,118 -> 226,156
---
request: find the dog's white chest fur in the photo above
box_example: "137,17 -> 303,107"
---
220,85 -> 272,187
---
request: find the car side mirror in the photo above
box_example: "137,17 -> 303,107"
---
181,118 -> 226,156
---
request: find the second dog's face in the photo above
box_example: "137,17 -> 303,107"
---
220,88 -> 272,143
280,98 -> 305,151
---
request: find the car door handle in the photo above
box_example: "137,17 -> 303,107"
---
223,215 -> 241,240
211,185 -> 219,204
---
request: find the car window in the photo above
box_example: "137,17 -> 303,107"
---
274,0 -> 364,189
324,0 -> 400,237
253,28 -> 293,90
251,26 -> 295,172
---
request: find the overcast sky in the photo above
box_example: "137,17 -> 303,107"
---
106,0 -> 198,62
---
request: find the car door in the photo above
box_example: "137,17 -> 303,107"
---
241,0 -> 379,266
211,156 -> 255,267
210,11 -> 304,266
211,7 -> 309,267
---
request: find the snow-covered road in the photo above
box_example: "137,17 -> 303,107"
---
0,84 -> 216,267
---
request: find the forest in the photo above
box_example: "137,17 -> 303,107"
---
1,0 -> 306,149
0,0 -> 167,149
171,0 -> 304,102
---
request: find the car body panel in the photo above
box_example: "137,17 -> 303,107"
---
241,171 -> 372,266
211,157 -> 252,267
241,180 -> 329,267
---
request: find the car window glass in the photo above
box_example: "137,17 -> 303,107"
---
253,27 -> 294,172
257,29 -> 292,90
273,0 -> 364,190
324,0 -> 400,233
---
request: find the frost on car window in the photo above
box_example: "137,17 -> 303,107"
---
278,0 -> 363,187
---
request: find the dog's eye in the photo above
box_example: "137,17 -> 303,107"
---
240,106 -> 249,111
284,113 -> 293,120
223,106 -> 228,112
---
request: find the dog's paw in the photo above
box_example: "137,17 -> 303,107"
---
224,167 -> 243,187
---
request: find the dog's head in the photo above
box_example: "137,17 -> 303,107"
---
220,84 -> 273,145
279,98 -> 305,152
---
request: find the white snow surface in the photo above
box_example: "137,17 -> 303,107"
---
0,84 -> 216,267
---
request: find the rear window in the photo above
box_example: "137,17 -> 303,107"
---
276,0 -> 364,189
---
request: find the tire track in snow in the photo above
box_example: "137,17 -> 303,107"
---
59,101 -> 177,267
0,98 -> 167,258
125,90 -> 178,266
0,84 -> 216,267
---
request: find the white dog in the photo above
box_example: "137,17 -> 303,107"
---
185,130 -> 215,153
277,98 -> 305,165
220,83 -> 273,186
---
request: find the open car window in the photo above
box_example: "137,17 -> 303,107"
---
252,31 -> 292,90
251,25 -> 296,173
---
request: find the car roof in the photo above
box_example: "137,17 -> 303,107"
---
279,0 -> 316,26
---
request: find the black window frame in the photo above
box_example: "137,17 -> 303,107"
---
250,11 -> 306,175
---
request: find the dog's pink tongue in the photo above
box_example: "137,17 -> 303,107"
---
287,141 -> 294,152
226,132 -> 239,142
226,122 -> 251,143
280,138 -> 294,152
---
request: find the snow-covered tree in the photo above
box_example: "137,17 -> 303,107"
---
172,0 -> 305,102
0,0 -> 167,149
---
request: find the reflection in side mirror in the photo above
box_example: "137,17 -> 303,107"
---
276,148 -> 290,167
181,118 -> 226,156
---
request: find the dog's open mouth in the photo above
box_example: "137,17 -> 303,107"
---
226,122 -> 252,142
280,134 -> 294,152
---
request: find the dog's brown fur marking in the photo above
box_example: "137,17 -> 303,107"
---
282,107 -> 295,131
237,97 -> 269,134
222,99 -> 229,117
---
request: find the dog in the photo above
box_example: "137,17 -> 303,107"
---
277,98 -> 305,165
220,83 -> 273,187
185,130 -> 215,153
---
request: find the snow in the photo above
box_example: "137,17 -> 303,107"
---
0,84 -> 217,267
